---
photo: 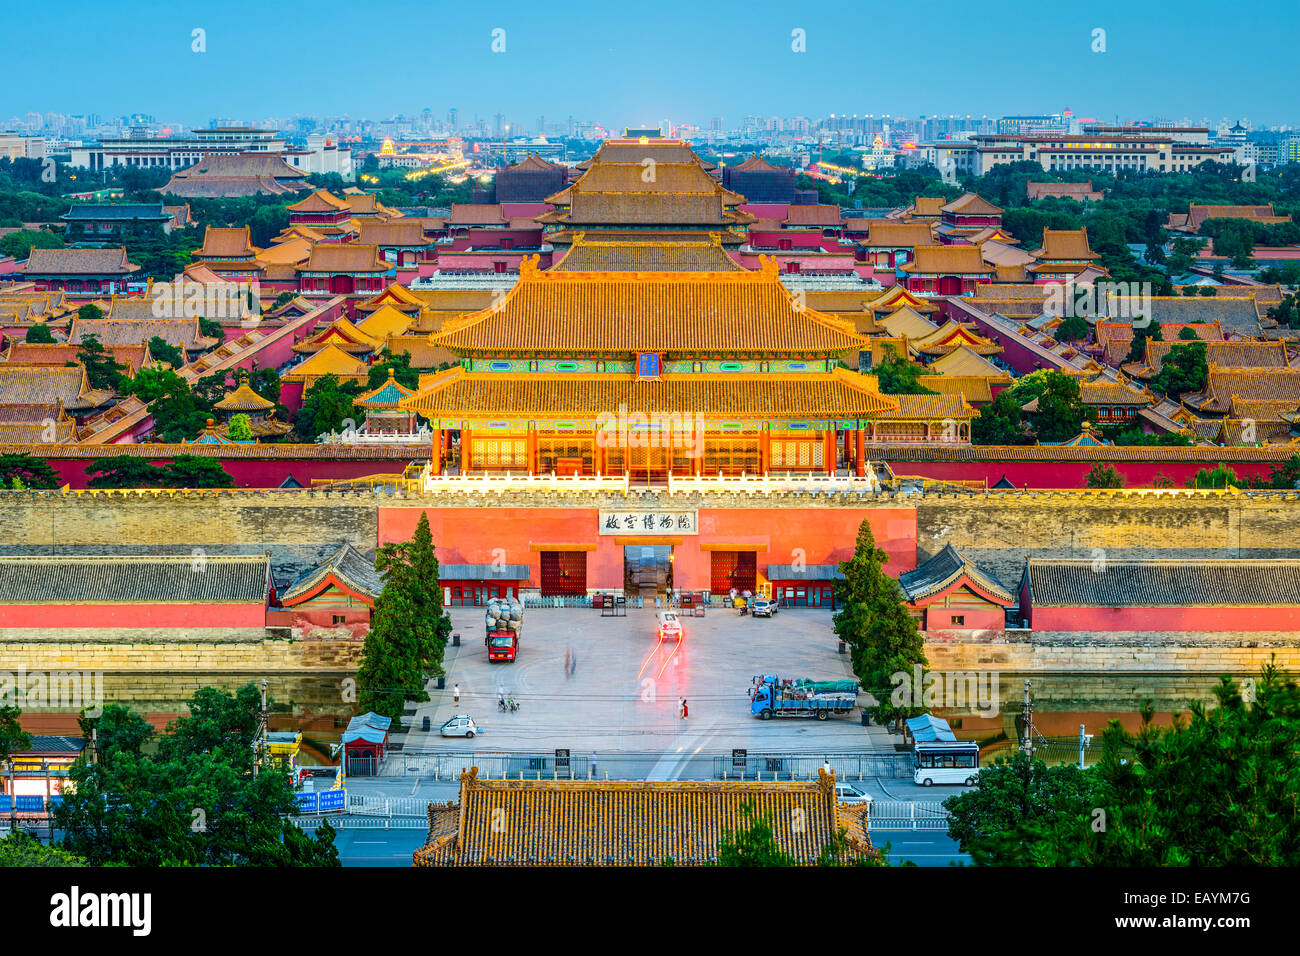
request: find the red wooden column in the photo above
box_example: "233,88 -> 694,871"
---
822,430 -> 836,475
855,428 -> 866,477
433,426 -> 443,474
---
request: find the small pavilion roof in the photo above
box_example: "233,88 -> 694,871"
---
899,543 -> 1015,605
355,369 -> 417,409
213,380 -> 275,413
281,543 -> 382,607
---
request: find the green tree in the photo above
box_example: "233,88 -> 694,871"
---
75,333 -> 127,392
973,667 -> 1300,866
1084,463 -> 1125,489
76,303 -> 104,322
85,456 -> 168,488
1125,321 -> 1164,365
0,831 -> 86,866
1150,340 -> 1208,397
23,322 -> 55,343
227,413 -> 253,441
872,345 -> 937,395
942,750 -> 1102,866
1188,463 -> 1239,489
0,453 -> 61,489
971,390 -> 1032,445
1029,370 -> 1094,444
366,349 -> 421,391
1056,314 -> 1090,342
0,228 -> 64,260
199,317 -> 227,346
1259,454 -> 1300,490
357,513 -> 451,727
161,455 -> 236,488
295,373 -> 359,440
833,519 -> 926,725
714,802 -> 796,867
126,367 -> 213,442
1,703 -> 32,765
55,686 -> 339,867
148,335 -> 185,368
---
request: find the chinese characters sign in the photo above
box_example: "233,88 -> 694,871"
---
599,510 -> 698,535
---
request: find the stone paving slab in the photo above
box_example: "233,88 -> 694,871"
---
396,604 -> 894,760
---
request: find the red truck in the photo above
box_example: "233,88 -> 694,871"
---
487,631 -> 519,662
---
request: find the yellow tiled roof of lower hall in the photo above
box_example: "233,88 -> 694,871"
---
401,366 -> 900,418
430,258 -> 873,356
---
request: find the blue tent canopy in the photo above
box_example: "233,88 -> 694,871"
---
906,714 -> 956,742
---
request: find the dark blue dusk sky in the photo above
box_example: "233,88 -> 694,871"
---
4,0 -> 1297,127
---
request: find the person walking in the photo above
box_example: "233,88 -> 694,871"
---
453,683 -> 460,706
682,698 -> 689,720
678,696 -> 684,719
564,647 -> 572,677
570,649 -> 578,675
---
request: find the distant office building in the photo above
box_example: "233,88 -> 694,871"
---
68,126 -> 351,179
997,115 -> 1067,136
972,129 -> 1233,175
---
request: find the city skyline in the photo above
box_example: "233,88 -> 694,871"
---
3,0 -> 1297,128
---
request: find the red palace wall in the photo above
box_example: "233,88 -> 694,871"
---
1027,605 -> 1300,632
883,457 -> 1278,488
379,506 -> 916,592
0,603 -> 266,628
36,454 -> 412,489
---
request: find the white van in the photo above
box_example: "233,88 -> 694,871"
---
913,741 -> 980,786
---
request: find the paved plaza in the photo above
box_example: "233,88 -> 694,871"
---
399,604 -> 895,761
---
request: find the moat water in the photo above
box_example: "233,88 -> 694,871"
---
15,669 -> 1253,767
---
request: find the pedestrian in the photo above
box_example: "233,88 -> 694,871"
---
590,753 -> 598,779
682,698 -> 689,720
570,649 -> 578,675
564,647 -> 572,677
678,696 -> 684,719
729,587 -> 737,607
823,758 -> 832,777
453,683 -> 460,706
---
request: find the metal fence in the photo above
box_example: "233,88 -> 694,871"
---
866,800 -> 951,830
713,751 -> 915,781
382,749 -> 914,782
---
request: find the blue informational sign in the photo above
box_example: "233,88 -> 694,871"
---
318,790 -> 346,812
296,792 -> 319,814
16,795 -> 44,812
636,352 -> 661,378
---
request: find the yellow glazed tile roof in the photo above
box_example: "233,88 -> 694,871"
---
413,768 -> 874,867
402,366 -> 900,418
431,257 -> 872,355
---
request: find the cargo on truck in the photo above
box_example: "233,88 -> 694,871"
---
484,597 -> 523,663
749,674 -> 859,721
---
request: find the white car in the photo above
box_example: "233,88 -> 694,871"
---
834,782 -> 872,805
439,715 -> 479,739
751,598 -> 778,618
657,611 -> 682,642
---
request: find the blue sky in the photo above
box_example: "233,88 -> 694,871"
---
4,0 -> 1297,128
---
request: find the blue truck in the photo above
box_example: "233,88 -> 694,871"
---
749,674 -> 859,720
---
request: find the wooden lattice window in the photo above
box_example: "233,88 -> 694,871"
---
469,436 -> 526,470
702,438 -> 760,476
770,438 -> 821,470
